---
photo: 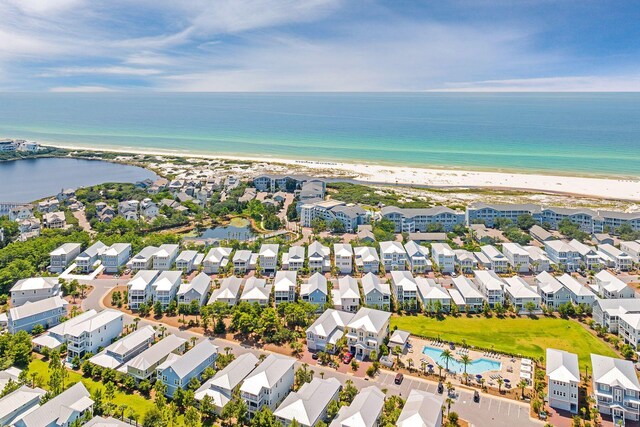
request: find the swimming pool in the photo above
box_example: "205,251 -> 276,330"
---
422,346 -> 501,375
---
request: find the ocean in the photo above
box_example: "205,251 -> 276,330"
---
0,92 -> 638,177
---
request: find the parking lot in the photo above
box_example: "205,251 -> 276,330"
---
377,371 -> 542,427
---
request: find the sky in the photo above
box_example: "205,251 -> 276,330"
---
1,0 -> 640,92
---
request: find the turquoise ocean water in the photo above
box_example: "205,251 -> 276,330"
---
0,93 -> 638,177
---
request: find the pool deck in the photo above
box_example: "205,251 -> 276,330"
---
401,337 -> 531,390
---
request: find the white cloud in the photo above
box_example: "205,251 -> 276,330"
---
49,85 -> 117,92
42,66 -> 162,77
434,75 -> 640,92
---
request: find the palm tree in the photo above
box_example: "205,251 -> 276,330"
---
460,354 -> 472,375
518,379 -> 528,399
437,363 -> 444,379
421,361 -> 427,375
133,317 -> 141,330
445,397 -> 453,415
497,377 -> 504,393
224,346 -> 232,356
440,349 -> 454,371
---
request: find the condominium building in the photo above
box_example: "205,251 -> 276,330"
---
381,206 -> 464,233
465,203 -> 541,227
300,200 -> 367,232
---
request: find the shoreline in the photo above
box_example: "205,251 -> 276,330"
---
46,141 -> 640,202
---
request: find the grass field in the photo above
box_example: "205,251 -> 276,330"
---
391,315 -> 618,367
29,359 -> 155,418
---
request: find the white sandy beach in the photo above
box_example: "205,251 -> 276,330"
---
49,142 -> 640,202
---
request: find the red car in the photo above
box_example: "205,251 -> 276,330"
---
342,353 -> 353,364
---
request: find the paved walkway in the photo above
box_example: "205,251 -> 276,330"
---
81,278 -> 544,427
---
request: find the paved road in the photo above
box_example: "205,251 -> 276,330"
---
81,278 -> 543,427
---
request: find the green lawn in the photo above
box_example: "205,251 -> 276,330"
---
391,315 -> 617,367
29,359 -> 154,418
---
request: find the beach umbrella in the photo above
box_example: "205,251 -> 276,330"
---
504,379 -> 510,383
475,374 -> 482,379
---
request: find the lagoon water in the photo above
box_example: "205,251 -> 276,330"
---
0,157 -> 157,202
0,93 -> 639,177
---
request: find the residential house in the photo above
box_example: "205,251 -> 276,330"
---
240,277 -> 272,306
42,211 -> 66,229
345,308 -> 391,359
334,244 -> 353,274
9,205 -> 33,221
118,200 -> 139,221
389,329 -> 411,353
354,246 -> 380,274
259,244 -> 279,275
64,309 -> 124,360
128,246 -> 158,271
89,325 -> 156,369
127,270 -> 160,309
473,270 -> 505,307
274,378 -> 341,427
568,240 -> 604,272
14,382 -> 93,427
101,243 -> 132,273
502,243 -> 531,273
84,416 -> 131,427
593,270 -> 636,299
356,224 -> 376,244
333,276 -> 361,312
49,242 -> 81,273
282,246 -> 305,271
407,232 -> 448,244
544,240 -> 581,272
618,312 -> 640,348
240,354 -> 296,415
76,241 -> 107,273
379,241 -> 407,271
274,271 -> 297,305
37,198 -> 59,213
591,354 -> 640,423
523,246 -> 552,272
157,340 -> 218,397
431,243 -> 456,273
124,334 -> 187,382
451,277 -> 486,312
152,271 -> 182,308
208,276 -> 242,306
535,271 -> 571,309
140,198 -> 159,220
203,247 -> 233,274
152,244 -> 179,270
620,241 -> 640,263
593,299 -> 640,333
381,206 -> 464,232
308,241 -> 331,272
175,250 -> 200,272
598,244 -> 634,271
454,249 -> 478,273
300,272 -> 328,309
546,348 -> 579,413
233,250 -> 257,274
32,309 -> 98,353
416,278 -> 451,313
306,309 -> 355,352
8,296 -> 68,334
10,277 -> 60,307
404,241 -> 432,273
195,352 -> 259,413
480,245 -> 510,273
396,389 -> 444,427
329,386 -> 385,427
530,224 -> 554,242
177,272 -> 212,306
390,271 -> 418,309
0,385 -> 46,427
557,274 -> 596,306
503,276 -> 542,313
361,273 -> 391,311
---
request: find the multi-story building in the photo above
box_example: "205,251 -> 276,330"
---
274,271 -> 297,305
535,271 -> 571,309
208,276 -> 243,306
157,340 -> 218,397
620,241 -> 640,263
14,383 -> 93,427
300,272 -> 327,309
8,296 -> 68,334
416,278 -> 451,313
127,270 -> 160,309
431,243 -> 456,273
152,244 -> 179,270
177,272 -> 212,306
307,241 -> 331,272
593,270 -> 636,299
259,244 -> 279,275
396,390 -> 444,427
503,276 -> 541,313
175,250 -> 201,272
333,276 -> 361,312
546,348 -> 579,414
403,241 -> 432,273
361,273 -> 391,311
451,277 -> 486,312
203,247 -> 233,274
10,277 -> 60,307
454,249 -> 477,273
152,271 -> 182,308
501,243 -> 531,273
306,309 -> 355,352
379,241 -> 407,271
89,325 -> 156,369
598,244 -> 634,271
390,271 -> 418,309
354,246 -> 380,274
240,354 -> 296,415
124,334 -> 187,382
381,206 -> 464,233
233,250 -> 257,274
473,270 -> 505,307
556,274 -> 596,306
282,246 -> 305,271
567,240 -> 604,272
300,200 -> 368,232
544,240 -> 582,272
240,277 -> 272,306
329,386 -> 385,427
0,385 -> 46,427
101,243 -> 132,273
49,242 -> 82,273
593,299 -> 640,333
65,309 -> 124,360
465,203 -> 541,227
76,241 -> 107,273
345,308 -> 391,359
480,245 -> 510,273
618,312 -> 640,348
128,246 -> 158,271
592,354 -> 640,423
334,244 -> 353,274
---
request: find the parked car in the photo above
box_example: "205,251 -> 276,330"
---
473,391 -> 480,403
394,373 -> 404,385
437,382 -> 444,394
311,353 -> 318,360
342,353 -> 353,364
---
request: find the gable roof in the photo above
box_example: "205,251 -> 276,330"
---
159,340 -> 217,379
592,354 -> 640,391
240,354 -> 296,395
547,348 -> 580,383
274,377 -> 342,425
17,382 -> 92,427
396,389 -> 444,427
347,308 -> 390,334
329,386 -> 385,427
195,352 -> 259,404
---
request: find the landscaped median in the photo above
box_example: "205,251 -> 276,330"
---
390,315 -> 617,367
